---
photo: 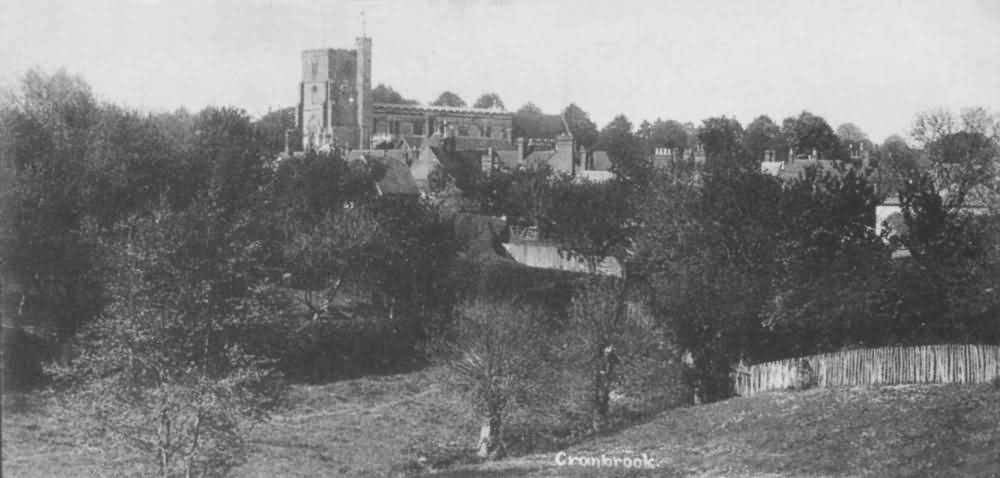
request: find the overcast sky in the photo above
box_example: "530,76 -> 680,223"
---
2,0 -> 999,141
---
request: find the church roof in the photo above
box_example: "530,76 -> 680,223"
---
373,103 -> 512,117
513,111 -> 569,139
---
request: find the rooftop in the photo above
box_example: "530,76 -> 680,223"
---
373,103 -> 512,117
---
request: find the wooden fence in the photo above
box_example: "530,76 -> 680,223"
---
734,344 -> 1000,397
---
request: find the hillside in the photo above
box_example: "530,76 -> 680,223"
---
424,384 -> 1000,478
4,371 -> 1000,478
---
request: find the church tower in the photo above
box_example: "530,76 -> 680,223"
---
295,36 -> 373,151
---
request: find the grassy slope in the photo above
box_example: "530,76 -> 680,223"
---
2,367 -> 474,478
429,385 -> 1000,478
5,372 -> 1000,478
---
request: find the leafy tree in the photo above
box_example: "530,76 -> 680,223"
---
372,83 -> 419,105
647,119 -> 694,156
516,102 -> 542,115
886,174 -> 1000,343
562,103 -> 600,149
430,91 -> 467,108
743,115 -> 785,162
783,111 -> 845,160
437,298 -> 547,459
599,114 -> 651,188
637,167 -> 782,402
763,166 -> 888,354
1,68 -> 105,344
835,122 -> 869,145
876,134 -> 920,195
281,207 -> 379,317
53,198 -> 287,478
697,116 -> 746,169
253,106 -> 296,155
545,178 -> 635,274
472,92 -> 505,110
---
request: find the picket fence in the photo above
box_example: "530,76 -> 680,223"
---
733,344 -> 1000,397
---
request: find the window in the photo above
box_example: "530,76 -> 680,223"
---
310,59 -> 319,78
401,122 -> 414,135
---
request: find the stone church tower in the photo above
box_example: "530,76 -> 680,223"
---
295,36 -> 372,151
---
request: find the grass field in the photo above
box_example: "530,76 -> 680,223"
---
4,370 -> 1000,478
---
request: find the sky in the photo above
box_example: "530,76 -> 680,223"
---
2,0 -> 999,141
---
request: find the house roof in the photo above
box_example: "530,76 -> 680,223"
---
513,111 -> 569,139
496,150 -> 522,170
348,150 -> 420,196
765,159 -> 845,181
447,136 -> 516,152
397,135 -> 427,149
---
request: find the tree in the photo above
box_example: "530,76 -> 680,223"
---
545,179 -> 635,275
438,298 -> 547,459
562,103 -> 599,149
876,134 -> 920,195
560,278 -> 629,431
911,108 -> 956,148
835,122 -> 869,144
783,111 -> 845,160
637,167 -> 783,402
472,92 -> 505,110
516,102 -> 542,115
743,115 -> 785,162
372,83 -> 419,105
1,68 -> 105,347
960,106 -> 999,140
254,106 -> 297,155
282,207 -> 379,318
599,114 -> 651,189
697,116 -> 746,168
648,119 -> 694,156
53,199 -> 287,477
430,91 -> 466,108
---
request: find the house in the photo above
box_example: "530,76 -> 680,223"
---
652,146 -> 706,170
346,150 -> 421,197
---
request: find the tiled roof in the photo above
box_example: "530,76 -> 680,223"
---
513,111 -> 568,139
447,136 -> 516,152
349,150 -> 420,196
496,150 -> 522,170
373,103 -> 512,117
397,135 -> 427,149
